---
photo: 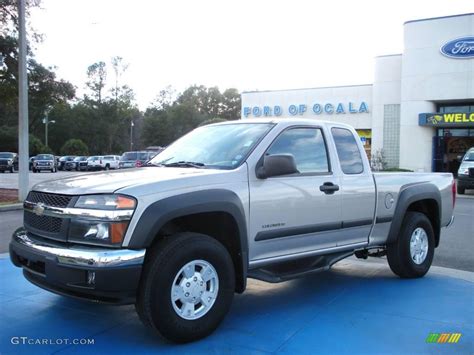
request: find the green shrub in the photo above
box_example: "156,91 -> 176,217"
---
60,139 -> 89,156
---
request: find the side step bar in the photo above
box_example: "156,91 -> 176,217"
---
248,251 -> 353,283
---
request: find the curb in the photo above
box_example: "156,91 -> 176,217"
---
0,203 -> 23,212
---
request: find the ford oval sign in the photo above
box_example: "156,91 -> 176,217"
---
440,37 -> 474,59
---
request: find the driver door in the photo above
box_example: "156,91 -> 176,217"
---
248,126 -> 342,263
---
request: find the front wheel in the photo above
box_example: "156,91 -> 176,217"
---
457,185 -> 465,195
387,211 -> 435,278
136,232 -> 235,343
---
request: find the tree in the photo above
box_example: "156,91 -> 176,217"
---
221,88 -> 241,120
60,139 -> 89,156
86,61 -> 107,103
111,56 -> 128,104
29,134 -> 50,155
0,37 -> 75,133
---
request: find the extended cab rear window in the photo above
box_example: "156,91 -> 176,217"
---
331,127 -> 364,174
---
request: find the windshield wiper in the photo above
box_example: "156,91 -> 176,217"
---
163,161 -> 206,168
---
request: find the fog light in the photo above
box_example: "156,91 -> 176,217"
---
87,271 -> 96,285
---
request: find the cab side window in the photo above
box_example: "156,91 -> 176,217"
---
266,127 -> 330,174
331,127 -> 364,174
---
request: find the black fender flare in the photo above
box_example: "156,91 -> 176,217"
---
128,189 -> 248,291
386,182 -> 441,245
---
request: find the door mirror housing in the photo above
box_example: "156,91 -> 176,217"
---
256,154 -> 299,179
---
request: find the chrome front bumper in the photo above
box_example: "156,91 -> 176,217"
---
12,229 -> 145,268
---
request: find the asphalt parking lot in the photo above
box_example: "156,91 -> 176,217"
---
0,170 -> 99,190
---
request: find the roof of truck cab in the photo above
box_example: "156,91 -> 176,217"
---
212,118 -> 355,130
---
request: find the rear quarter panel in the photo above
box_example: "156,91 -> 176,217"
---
369,172 -> 454,246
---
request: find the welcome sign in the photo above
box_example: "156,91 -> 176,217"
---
419,112 -> 474,127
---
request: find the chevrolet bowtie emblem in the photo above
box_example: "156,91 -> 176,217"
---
33,203 -> 45,216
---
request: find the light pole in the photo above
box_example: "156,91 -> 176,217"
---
130,120 -> 134,150
43,115 -> 56,148
18,0 -> 29,201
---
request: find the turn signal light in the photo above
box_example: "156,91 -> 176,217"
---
111,222 -> 129,244
116,196 -> 136,209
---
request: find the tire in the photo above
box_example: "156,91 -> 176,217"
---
105,164 -> 110,171
136,232 -> 235,343
32,168 -> 37,173
386,211 -> 435,278
457,185 -> 465,195
10,166 -> 14,173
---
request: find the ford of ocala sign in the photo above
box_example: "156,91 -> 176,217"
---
243,102 -> 369,118
440,37 -> 474,59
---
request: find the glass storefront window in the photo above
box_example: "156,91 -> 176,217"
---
438,104 -> 474,113
437,128 -> 474,137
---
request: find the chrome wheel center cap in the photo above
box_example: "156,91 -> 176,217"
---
171,260 -> 219,320
410,227 -> 428,265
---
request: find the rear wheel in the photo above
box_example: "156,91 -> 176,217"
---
387,211 -> 435,278
136,232 -> 235,343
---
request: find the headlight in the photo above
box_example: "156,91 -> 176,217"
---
7,159 -> 12,165
75,194 -> 136,210
458,168 -> 469,175
69,194 -> 136,246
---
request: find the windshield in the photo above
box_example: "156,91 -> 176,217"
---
0,153 -> 14,159
463,151 -> 474,161
88,156 -> 100,161
138,152 -> 150,160
150,123 -> 274,169
121,152 -> 137,161
73,156 -> 85,161
36,154 -> 53,160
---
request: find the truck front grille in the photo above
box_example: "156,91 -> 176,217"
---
26,191 -> 73,208
24,192 -> 74,239
24,211 -> 62,233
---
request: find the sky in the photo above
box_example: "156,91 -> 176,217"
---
30,0 -> 474,109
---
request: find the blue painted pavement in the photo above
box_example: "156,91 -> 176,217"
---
0,257 -> 472,354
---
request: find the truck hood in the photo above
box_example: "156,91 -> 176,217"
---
31,167 -> 233,195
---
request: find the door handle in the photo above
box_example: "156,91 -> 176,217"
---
319,182 -> 339,194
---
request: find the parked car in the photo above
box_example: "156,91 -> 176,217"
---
32,154 -> 57,173
76,157 -> 89,171
65,156 -> 87,171
119,151 -> 157,168
103,155 -> 121,170
29,156 -> 36,171
58,156 -> 76,171
457,147 -> 474,194
10,119 -> 455,343
86,156 -> 105,171
0,152 -> 18,173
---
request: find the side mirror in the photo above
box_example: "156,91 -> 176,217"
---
256,154 -> 299,179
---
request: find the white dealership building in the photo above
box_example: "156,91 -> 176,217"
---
241,13 -> 474,174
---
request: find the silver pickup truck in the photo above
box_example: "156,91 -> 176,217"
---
10,119 -> 455,343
